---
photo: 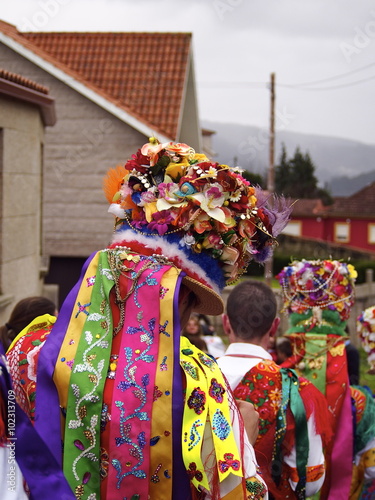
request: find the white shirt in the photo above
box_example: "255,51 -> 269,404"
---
217,342 -> 325,497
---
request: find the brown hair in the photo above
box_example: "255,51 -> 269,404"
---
226,280 -> 277,341
0,296 -> 56,350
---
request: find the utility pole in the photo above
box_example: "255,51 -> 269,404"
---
265,72 -> 275,286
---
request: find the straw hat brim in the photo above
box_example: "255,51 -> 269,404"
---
182,275 -> 224,316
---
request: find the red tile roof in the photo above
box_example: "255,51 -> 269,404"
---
290,198 -> 328,217
0,66 -> 55,125
329,181 -> 375,217
0,67 -> 49,94
0,21 -> 192,139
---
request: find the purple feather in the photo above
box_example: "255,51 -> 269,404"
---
255,188 -> 293,237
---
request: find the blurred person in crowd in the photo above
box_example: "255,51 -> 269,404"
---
181,313 -> 208,352
0,296 -> 57,351
275,336 -> 293,364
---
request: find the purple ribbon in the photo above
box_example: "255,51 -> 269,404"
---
0,347 -> 75,499
172,273 -> 191,499
34,252 -> 96,465
328,384 -> 353,499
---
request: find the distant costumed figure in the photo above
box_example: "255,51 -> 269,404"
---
277,259 -> 375,500
7,138 -> 292,500
357,305 -> 375,375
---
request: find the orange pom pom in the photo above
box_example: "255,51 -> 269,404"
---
103,165 -> 126,204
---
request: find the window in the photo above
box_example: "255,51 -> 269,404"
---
368,223 -> 375,244
334,222 -> 350,243
283,221 -> 301,237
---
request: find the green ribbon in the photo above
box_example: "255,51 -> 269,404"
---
272,368 -> 308,499
303,335 -> 327,395
287,310 -> 347,336
64,250 -> 115,499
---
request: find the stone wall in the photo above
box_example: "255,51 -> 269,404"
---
0,97 -> 45,323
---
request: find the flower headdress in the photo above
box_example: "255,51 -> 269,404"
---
356,306 -> 375,373
277,259 -> 357,323
104,138 -> 291,314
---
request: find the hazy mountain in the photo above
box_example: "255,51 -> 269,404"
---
202,120 -> 375,196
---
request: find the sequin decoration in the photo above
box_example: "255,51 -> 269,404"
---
186,462 -> 203,482
197,352 -> 216,370
151,463 -> 162,483
212,409 -> 230,440
218,453 -> 240,473
245,477 -> 267,499
75,301 -> 91,318
159,356 -> 167,371
181,360 -> 199,381
153,386 -> 163,401
208,378 -> 225,403
86,276 -> 95,287
187,388 -> 206,415
184,420 -> 203,451
100,448 -> 109,479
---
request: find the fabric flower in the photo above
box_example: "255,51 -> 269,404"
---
26,343 -> 44,382
104,140 -> 292,288
156,182 -> 188,211
193,212 -> 212,234
191,183 -> 226,222
108,203 -> 126,219
141,140 -> 168,166
148,211 -> 175,235
125,149 -> 150,172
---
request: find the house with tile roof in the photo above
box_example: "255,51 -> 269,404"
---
0,20 -> 204,303
282,184 -> 375,256
0,68 -> 56,321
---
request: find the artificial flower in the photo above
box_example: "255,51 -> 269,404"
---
213,207 -> 236,232
193,212 -> 212,234
148,211 -> 175,235
191,183 -> 226,223
220,246 -> 240,265
165,161 -> 189,180
276,259 -> 356,320
238,218 -> 256,240
347,264 -> 358,279
164,142 -> 194,157
108,203 -> 126,219
201,233 -> 222,250
140,140 -> 168,166
125,149 -> 150,173
104,139 -> 292,287
139,187 -> 157,206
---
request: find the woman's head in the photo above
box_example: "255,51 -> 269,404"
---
1,296 -> 57,350
183,315 -> 202,336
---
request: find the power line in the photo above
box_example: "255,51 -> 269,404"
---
278,73 -> 375,91
197,61 -> 375,91
280,61 -> 375,87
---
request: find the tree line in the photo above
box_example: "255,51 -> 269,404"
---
242,144 -> 333,205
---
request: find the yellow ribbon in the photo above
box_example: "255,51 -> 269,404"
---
180,337 -> 243,492
53,252 -> 99,409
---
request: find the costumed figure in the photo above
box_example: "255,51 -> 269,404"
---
218,280 -> 332,500
7,138 -> 292,500
357,305 -> 375,375
0,335 -> 75,500
277,259 -> 375,500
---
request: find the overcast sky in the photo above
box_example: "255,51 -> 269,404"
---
2,0 -> 375,145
